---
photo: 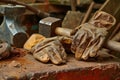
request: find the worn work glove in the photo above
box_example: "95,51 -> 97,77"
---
31,36 -> 68,65
71,11 -> 116,60
0,40 -> 10,60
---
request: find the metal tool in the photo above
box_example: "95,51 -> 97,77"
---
39,17 -> 62,37
39,17 -> 73,38
0,5 -> 28,48
62,0 -> 83,29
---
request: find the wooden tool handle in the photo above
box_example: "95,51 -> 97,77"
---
55,27 -> 120,53
0,0 -> 49,18
110,23 -> 120,40
55,27 -> 72,37
81,1 -> 95,24
106,40 -> 120,52
70,0 -> 77,11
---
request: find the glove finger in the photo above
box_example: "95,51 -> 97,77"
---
81,48 -> 90,60
75,33 -> 89,60
33,48 -> 50,63
71,30 -> 85,53
89,36 -> 105,57
52,40 -> 67,62
47,46 -> 64,65
89,40 -> 99,57
32,37 -> 59,54
58,44 -> 67,61
81,37 -> 93,60
31,37 -> 58,52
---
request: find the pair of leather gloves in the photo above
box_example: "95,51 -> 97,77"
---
31,11 -> 116,64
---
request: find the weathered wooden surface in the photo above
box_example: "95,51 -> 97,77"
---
0,53 -> 119,80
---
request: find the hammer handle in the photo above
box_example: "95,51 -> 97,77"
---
0,0 -> 49,18
55,27 -> 72,37
56,27 -> 120,53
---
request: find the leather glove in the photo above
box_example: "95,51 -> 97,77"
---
31,36 -> 67,65
0,40 -> 10,60
71,11 -> 116,60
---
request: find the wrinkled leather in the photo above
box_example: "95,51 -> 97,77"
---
31,37 -> 67,64
71,11 -> 116,60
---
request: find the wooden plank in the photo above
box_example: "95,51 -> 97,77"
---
17,0 -> 35,3
23,3 -> 70,15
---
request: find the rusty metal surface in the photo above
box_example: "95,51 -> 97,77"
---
0,49 -> 119,80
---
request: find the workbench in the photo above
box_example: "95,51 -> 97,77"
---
0,1 -> 119,80
0,52 -> 119,80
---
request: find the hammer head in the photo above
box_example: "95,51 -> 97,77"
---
39,17 -> 62,37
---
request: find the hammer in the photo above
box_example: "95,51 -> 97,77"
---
39,0 -> 92,37
39,17 -> 73,37
39,16 -> 120,55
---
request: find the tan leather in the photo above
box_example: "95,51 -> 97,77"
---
71,11 -> 116,60
23,34 -> 46,50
